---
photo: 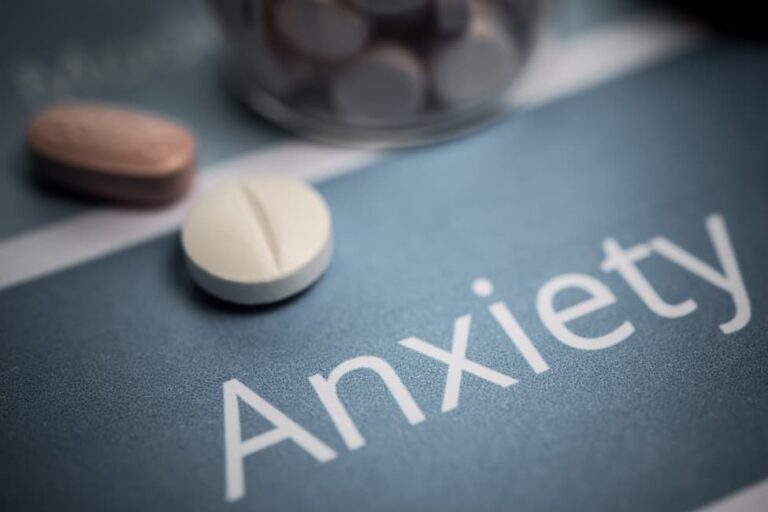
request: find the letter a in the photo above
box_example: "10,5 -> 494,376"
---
223,379 -> 336,502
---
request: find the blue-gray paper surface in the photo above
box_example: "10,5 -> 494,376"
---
2,3 -> 768,512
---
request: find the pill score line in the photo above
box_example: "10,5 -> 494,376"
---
182,175 -> 333,305
0,12 -> 703,291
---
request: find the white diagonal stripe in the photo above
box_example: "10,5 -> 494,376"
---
697,478 -> 768,512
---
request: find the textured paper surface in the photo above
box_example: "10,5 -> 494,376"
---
2,39 -> 768,511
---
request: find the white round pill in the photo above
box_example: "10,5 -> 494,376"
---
181,175 -> 332,305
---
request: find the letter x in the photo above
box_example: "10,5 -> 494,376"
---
399,314 -> 517,412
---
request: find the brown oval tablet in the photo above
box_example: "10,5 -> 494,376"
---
27,103 -> 196,205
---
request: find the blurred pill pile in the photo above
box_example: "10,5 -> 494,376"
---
212,0 -> 542,145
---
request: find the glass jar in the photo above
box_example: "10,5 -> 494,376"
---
210,0 -> 546,147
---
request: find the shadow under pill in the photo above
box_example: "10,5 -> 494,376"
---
169,242 -> 314,315
22,151 -> 105,208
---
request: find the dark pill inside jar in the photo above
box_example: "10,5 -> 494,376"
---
210,0 -> 546,147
